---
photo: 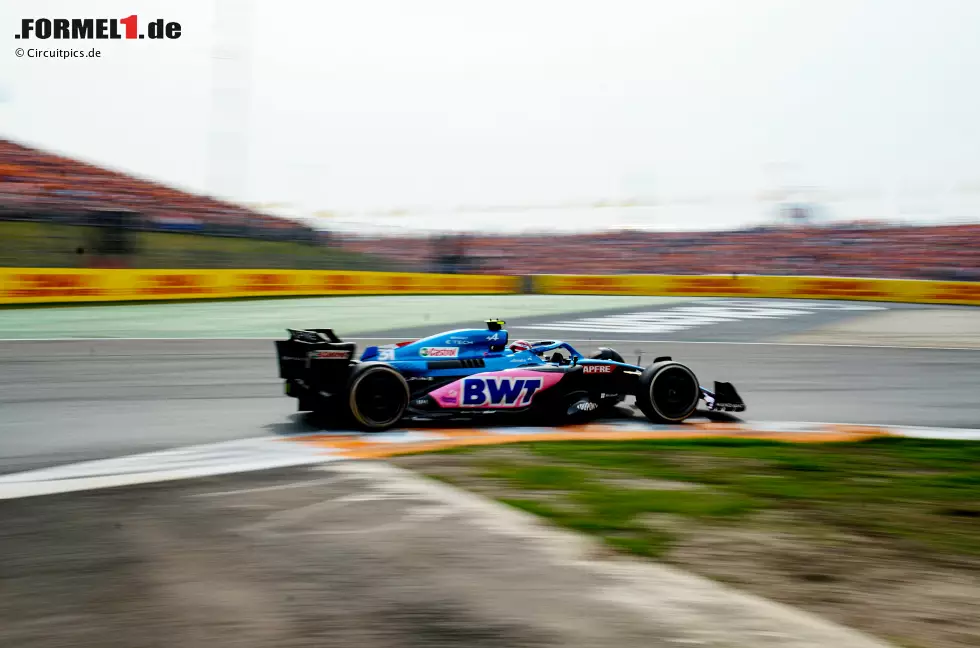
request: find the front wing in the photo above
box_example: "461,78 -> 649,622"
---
700,381 -> 746,412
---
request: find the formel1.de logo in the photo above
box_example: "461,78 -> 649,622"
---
16,17 -> 182,40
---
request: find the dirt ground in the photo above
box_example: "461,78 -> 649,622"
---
1,461 -> 891,648
393,448 -> 980,648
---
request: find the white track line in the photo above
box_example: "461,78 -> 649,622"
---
1,422 -> 977,500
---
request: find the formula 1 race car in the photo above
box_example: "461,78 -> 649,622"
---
275,319 -> 745,431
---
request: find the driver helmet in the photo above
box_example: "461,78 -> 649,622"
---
509,339 -> 532,353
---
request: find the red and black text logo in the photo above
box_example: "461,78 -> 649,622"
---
583,365 -> 614,374
16,16 -> 181,40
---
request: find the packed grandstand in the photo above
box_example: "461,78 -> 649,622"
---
2,138 -> 978,280
343,226 -> 980,281
0,139 -> 313,241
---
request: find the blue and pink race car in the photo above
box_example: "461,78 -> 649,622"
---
275,319 -> 745,431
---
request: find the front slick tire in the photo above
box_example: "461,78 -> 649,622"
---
635,361 -> 700,424
346,362 -> 409,432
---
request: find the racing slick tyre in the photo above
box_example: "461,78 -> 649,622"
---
346,362 -> 410,432
635,361 -> 700,424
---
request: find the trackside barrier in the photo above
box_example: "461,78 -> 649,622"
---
0,269 -> 520,305
531,274 -> 980,306
4,269 -> 978,307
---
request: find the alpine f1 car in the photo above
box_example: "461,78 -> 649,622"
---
275,319 -> 745,431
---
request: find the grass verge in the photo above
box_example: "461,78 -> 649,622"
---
394,437 -> 980,648
433,437 -> 980,558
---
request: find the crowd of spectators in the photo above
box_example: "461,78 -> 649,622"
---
2,137 -> 978,280
0,139 -> 313,241
339,223 -> 980,281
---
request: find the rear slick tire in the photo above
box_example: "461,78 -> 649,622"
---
635,361 -> 700,424
346,362 -> 409,432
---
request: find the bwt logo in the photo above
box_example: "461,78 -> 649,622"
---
462,377 -> 543,408
16,16 -> 182,40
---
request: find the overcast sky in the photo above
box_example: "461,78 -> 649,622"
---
3,0 -> 980,229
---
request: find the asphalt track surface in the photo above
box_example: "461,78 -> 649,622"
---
2,299 -> 979,474
1,299 -> 977,648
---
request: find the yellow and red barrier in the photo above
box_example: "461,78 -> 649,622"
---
532,274 -> 980,306
0,268 -> 519,304
2,269 -> 978,306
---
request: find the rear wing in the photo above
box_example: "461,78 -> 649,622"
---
285,328 -> 342,343
275,328 -> 357,380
